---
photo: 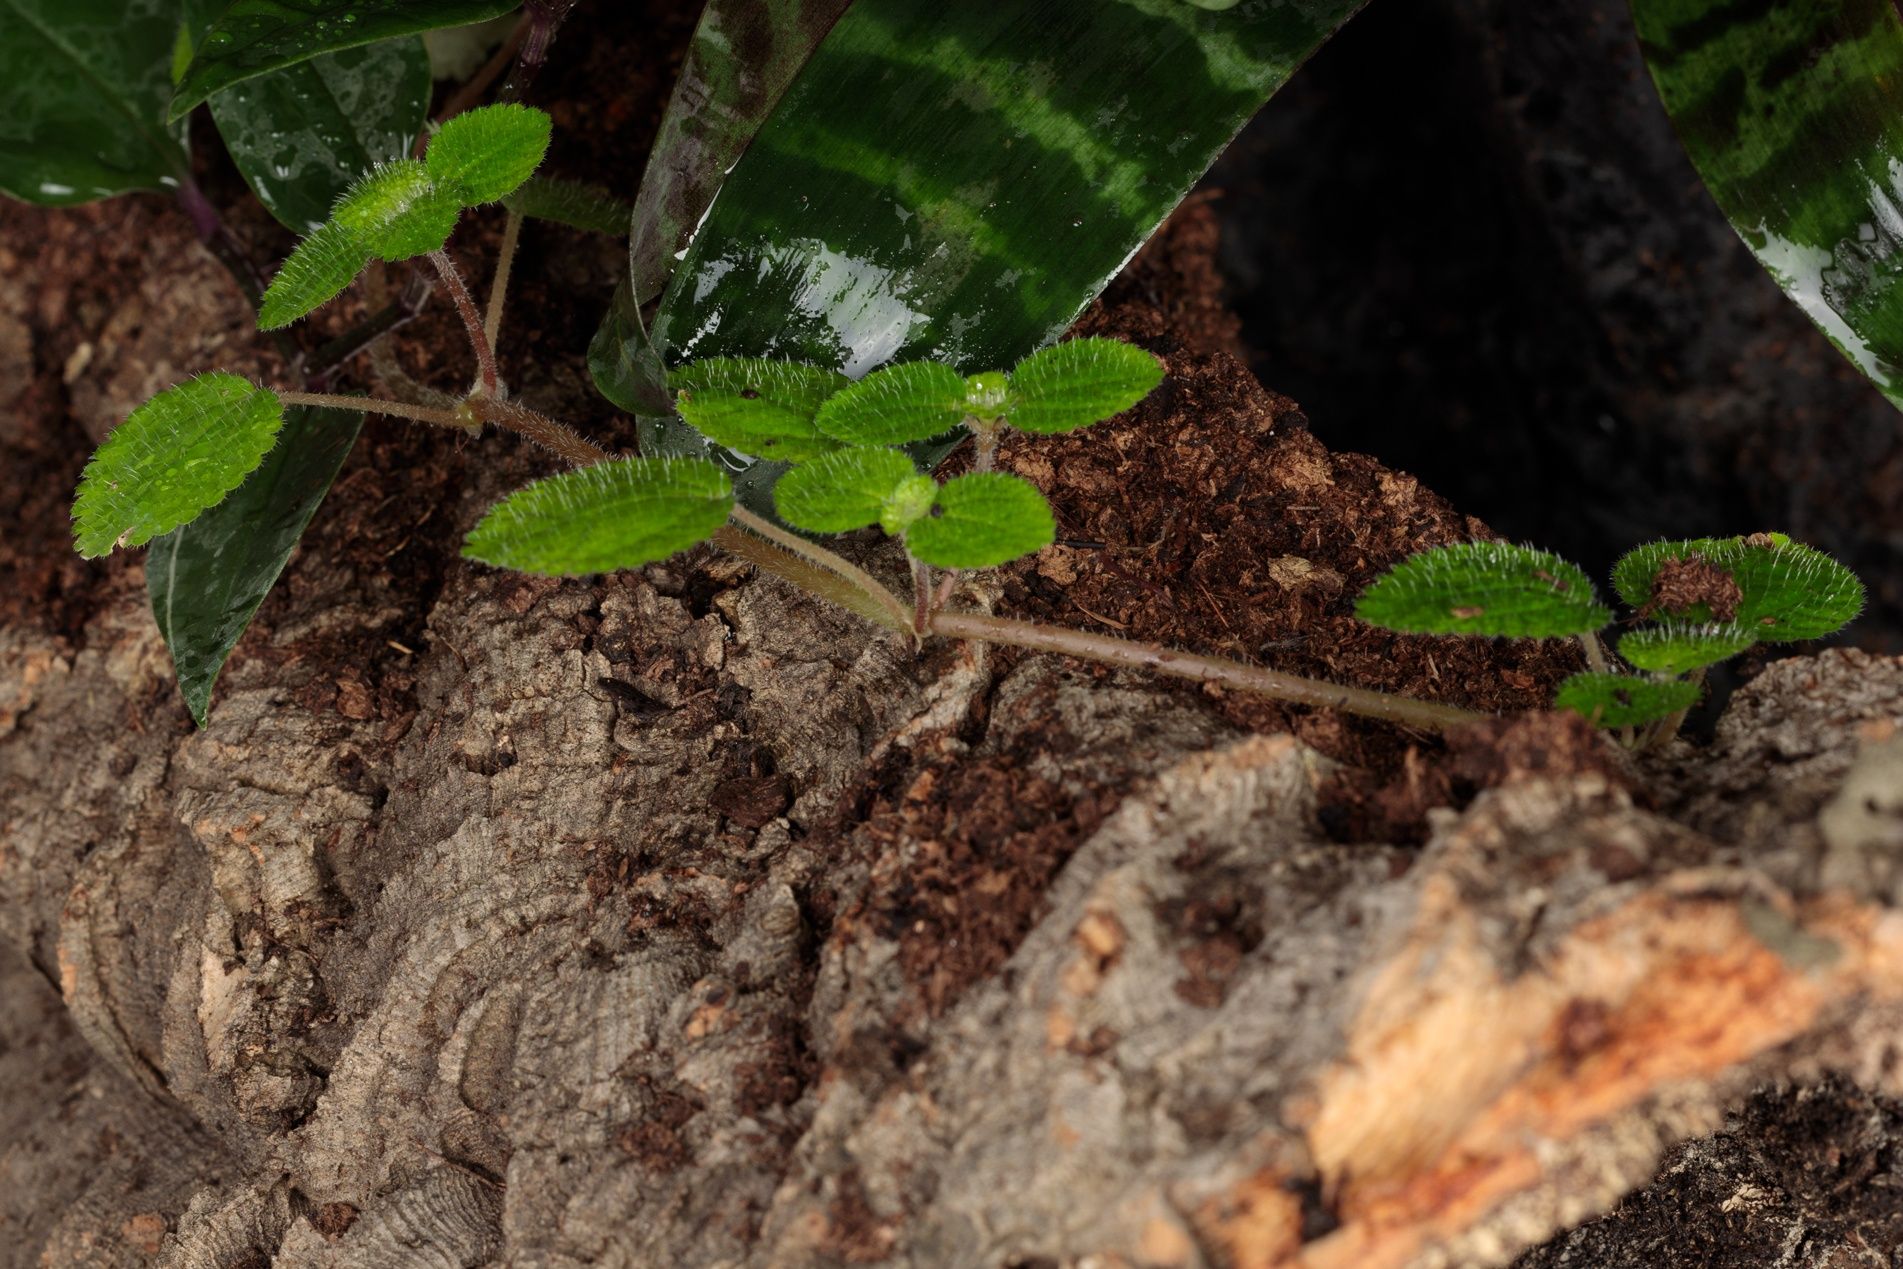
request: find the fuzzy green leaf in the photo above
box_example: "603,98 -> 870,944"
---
904,472 -> 1055,569
1555,672 -> 1702,730
332,159 -> 459,260
258,219 -> 369,329
773,448 -> 917,534
1612,535 -> 1864,640
1355,542 -> 1610,638
1617,623 -> 1756,675
814,361 -> 969,447
463,457 -> 733,576
674,358 -> 850,462
1007,338 -> 1164,434
148,403 -> 362,726
504,176 -> 632,236
426,102 -> 551,206
170,0 -> 523,121
73,374 -> 284,558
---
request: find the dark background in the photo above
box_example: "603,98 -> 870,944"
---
1211,0 -> 1903,653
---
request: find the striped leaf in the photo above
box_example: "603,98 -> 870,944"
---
1356,542 -> 1611,638
462,457 -> 733,576
1633,0 -> 1903,410
624,0 -> 1364,503
1555,673 -> 1702,730
73,374 -> 285,557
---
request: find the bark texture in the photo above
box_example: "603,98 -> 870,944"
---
5,196 -> 1903,1269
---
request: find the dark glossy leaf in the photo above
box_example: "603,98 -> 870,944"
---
206,36 -> 431,232
147,404 -> 362,726
1633,0 -> 1903,409
74,374 -> 284,557
1356,543 -> 1610,638
590,0 -> 853,415
171,0 -> 522,121
463,457 -> 734,576
1554,672 -> 1702,730
0,0 -> 188,204
774,447 -> 919,534
904,472 -> 1055,569
631,0 -> 1364,500
505,176 -> 631,236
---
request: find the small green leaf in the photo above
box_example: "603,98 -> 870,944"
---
332,160 -> 460,260
1554,672 -> 1702,730
504,176 -> 633,236
148,404 -> 363,726
74,375 -> 285,558
463,457 -> 733,576
171,0 -> 524,121
963,371 -> 1011,421
1612,535 -> 1864,641
904,472 -> 1055,569
1355,542 -> 1611,638
1007,338 -> 1165,434
426,102 -> 552,206
773,448 -> 917,534
674,358 -> 850,462
880,475 -> 937,536
1617,624 -> 1756,675
258,218 -> 371,330
814,361 -> 969,447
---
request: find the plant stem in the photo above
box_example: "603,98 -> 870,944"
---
279,391 -> 467,428
484,210 -> 523,355
466,396 -> 611,466
502,0 -> 579,102
727,506 -> 913,634
1579,630 -> 1611,674
929,612 -> 1487,732
1642,666 -> 1706,754
711,526 -> 911,634
428,250 -> 501,397
911,559 -> 933,634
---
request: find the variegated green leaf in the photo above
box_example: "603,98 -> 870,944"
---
1007,338 -> 1165,434
903,472 -> 1055,569
462,457 -> 733,576
1555,672 -> 1702,730
814,361 -> 969,447
73,374 -> 284,557
1356,542 -> 1611,638
674,358 -> 849,462
773,448 -> 918,534
1633,0 -> 1903,410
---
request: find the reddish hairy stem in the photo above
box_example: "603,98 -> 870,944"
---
428,251 -> 501,397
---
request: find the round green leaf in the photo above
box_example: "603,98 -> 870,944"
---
773,448 -> 917,534
1613,535 -> 1864,640
814,361 -> 969,446
1617,623 -> 1756,675
904,472 -> 1055,569
1007,337 -> 1164,434
1554,672 -> 1702,730
427,102 -> 553,206
463,458 -> 734,577
1355,542 -> 1610,638
674,358 -> 850,462
73,375 -> 285,558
